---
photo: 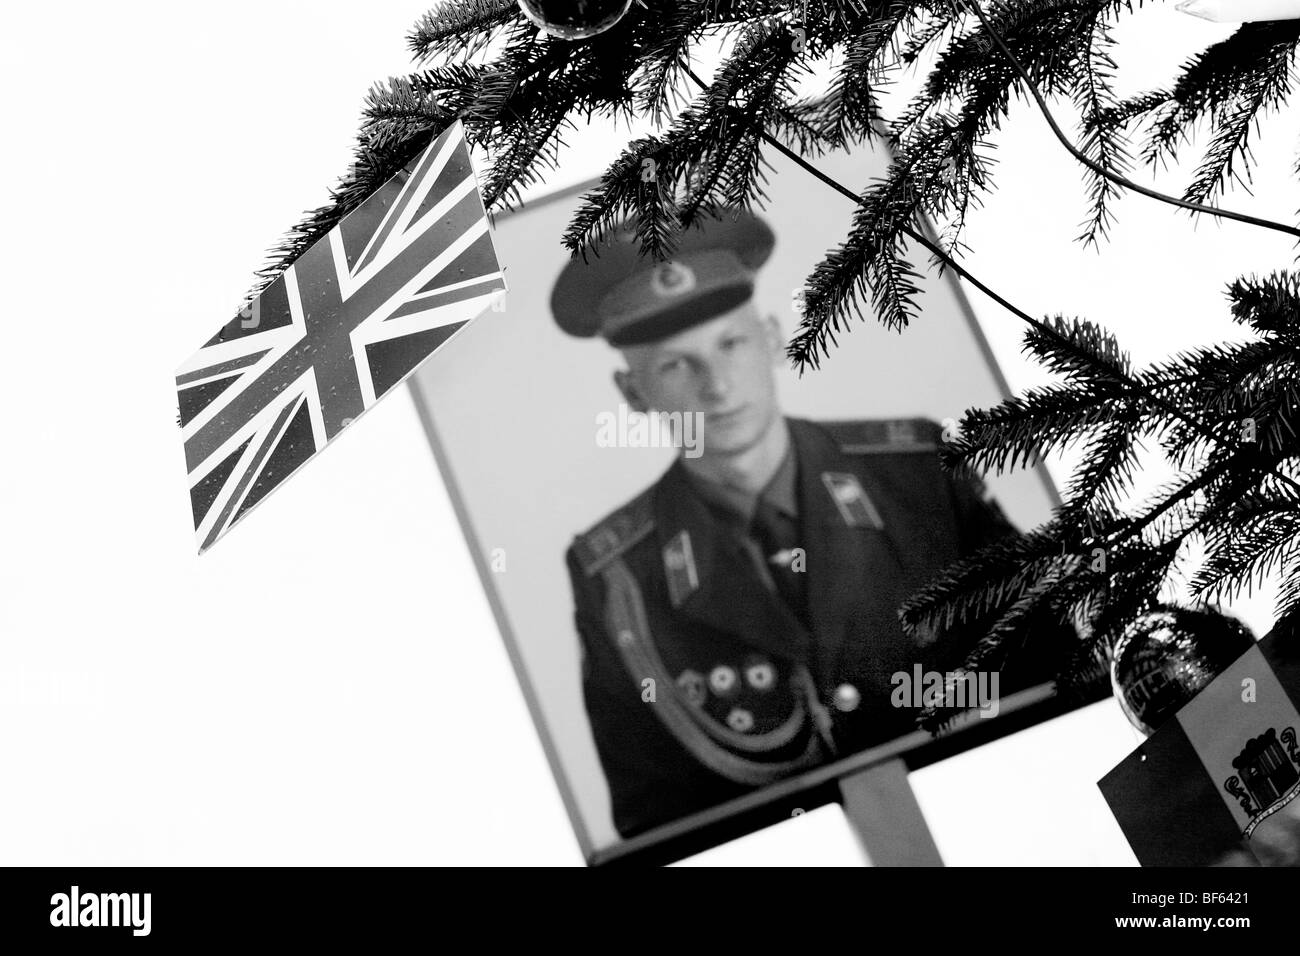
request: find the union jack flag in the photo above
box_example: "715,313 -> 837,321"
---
176,121 -> 504,552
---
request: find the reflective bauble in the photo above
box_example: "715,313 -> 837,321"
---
1110,605 -> 1256,736
516,0 -> 633,40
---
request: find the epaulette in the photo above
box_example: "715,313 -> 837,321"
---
572,487 -> 656,577
820,417 -> 943,455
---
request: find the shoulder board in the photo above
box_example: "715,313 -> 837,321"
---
572,488 -> 656,577
819,417 -> 943,455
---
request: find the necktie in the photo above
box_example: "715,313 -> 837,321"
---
750,496 -> 810,628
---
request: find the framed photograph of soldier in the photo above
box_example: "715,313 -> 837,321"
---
408,137 -> 1086,866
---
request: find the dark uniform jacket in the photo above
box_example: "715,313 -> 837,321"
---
565,416 -> 1056,839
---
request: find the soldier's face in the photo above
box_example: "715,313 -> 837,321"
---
615,302 -> 783,456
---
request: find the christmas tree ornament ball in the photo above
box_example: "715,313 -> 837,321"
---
1110,605 -> 1256,736
516,0 -> 633,39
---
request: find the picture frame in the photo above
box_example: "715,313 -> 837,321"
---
408,136 -> 1104,865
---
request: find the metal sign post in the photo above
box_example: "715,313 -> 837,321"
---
839,758 -> 944,866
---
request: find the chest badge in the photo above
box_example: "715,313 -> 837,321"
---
663,529 -> 700,607
821,472 -> 884,529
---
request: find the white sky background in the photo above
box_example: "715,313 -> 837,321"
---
1,1 -> 1295,866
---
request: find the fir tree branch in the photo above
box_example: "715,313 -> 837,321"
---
1129,19 -> 1300,196
940,381 -> 1130,475
220,2 -> 1300,676
734,67 -> 1300,653
1071,6 -> 1132,247
246,0 -> 1300,341
1194,488 -> 1300,603
408,0 -> 519,62
900,449 -> 1255,658
793,2 -> 1106,361
676,21 -> 807,224
953,0 -> 1300,241
801,1 -> 914,147
755,112 -> 1300,503
1228,270 -> 1300,342
1184,47 -> 1297,205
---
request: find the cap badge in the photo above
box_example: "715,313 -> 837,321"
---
649,260 -> 696,298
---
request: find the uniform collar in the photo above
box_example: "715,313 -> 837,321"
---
679,422 -> 799,527
654,437 -> 810,664
650,418 -> 912,674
